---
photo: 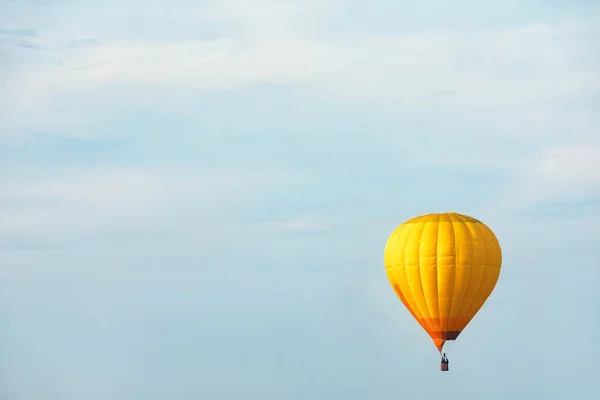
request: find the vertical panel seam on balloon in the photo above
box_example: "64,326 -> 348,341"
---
419,215 -> 438,332
447,216 -> 463,327
435,213 -> 443,338
458,215 -> 475,321
463,222 -> 489,321
445,216 -> 457,336
457,217 -> 479,320
402,216 -> 435,334
466,225 -> 501,319
392,227 -> 424,325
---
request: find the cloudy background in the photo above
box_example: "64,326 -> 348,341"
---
1,1 -> 599,399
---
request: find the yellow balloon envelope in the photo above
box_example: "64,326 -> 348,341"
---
384,212 -> 502,353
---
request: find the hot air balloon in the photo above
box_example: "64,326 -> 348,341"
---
383,212 -> 502,371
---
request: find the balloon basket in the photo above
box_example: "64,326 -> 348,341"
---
440,362 -> 449,371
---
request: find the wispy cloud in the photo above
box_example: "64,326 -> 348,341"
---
2,4 -> 598,141
535,144 -> 600,185
0,28 -> 41,49
476,143 -> 600,229
0,29 -> 37,37
0,165 -> 300,249
0,28 -> 101,50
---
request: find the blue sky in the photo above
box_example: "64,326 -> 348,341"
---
1,0 -> 599,398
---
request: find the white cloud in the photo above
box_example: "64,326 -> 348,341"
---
535,144 -> 600,186
473,143 -> 600,222
198,0 -> 340,36
13,21 -> 596,103
0,166 -> 296,241
55,37 -> 324,87
311,22 -> 598,136
2,3 -> 598,141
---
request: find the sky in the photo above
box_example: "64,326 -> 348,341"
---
1,0 -> 599,399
